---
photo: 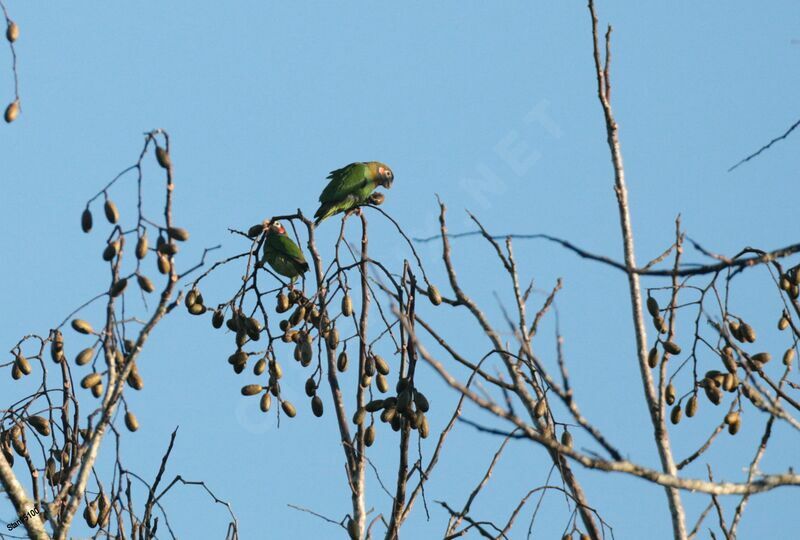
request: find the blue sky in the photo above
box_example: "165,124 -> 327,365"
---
2,2 -> 799,538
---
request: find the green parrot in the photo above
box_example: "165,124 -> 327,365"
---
313,161 -> 394,225
262,221 -> 309,282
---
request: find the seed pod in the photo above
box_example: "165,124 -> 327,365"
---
188,303 -> 206,316
653,315 -> 667,334
6,21 -> 19,43
289,306 -> 306,327
783,348 -> 795,367
102,240 -> 119,261
646,296 -> 659,318
210,309 -> 224,329
127,370 -> 144,391
167,227 -> 190,242
4,100 -> 19,123
84,500 -> 99,528
251,358 -> 266,376
686,395 -> 698,417
665,384 -> 676,405
380,407 -> 397,423
124,411 -> 139,432
276,293 -> 290,313
28,416 -> 51,437
751,352 -> 771,365
281,400 -> 297,418
365,425 -> 376,447
741,323 -> 756,343
703,382 -> 722,405
81,373 -> 102,389
791,266 -> 800,285
305,377 -> 316,397
157,253 -> 171,274
326,327 -> 340,350
353,407 -> 366,425
534,398 -> 547,418
670,404 -> 682,425
259,392 -> 272,412
414,391 -> 430,413
407,409 -> 420,430
778,315 -> 790,331
91,382 -> 104,398
71,319 -> 94,335
365,400 -> 385,413
269,360 -> 283,379
724,411 -> 740,426
247,223 -> 265,238
14,354 -> 31,375
135,274 -> 155,293
103,199 -> 119,224
647,346 -> 659,369
110,278 -> 128,298
241,384 -> 263,396
50,333 -> 64,363
376,374 -> 389,393
244,317 -> 262,341
729,320 -> 743,341
228,350 -> 248,366
185,289 -> 198,309
11,364 -> 22,380
781,275 -> 792,291
728,417 -> 741,435
720,346 -> 737,373
311,396 -> 324,417
364,355 -> 375,377
155,145 -> 171,169
663,341 -> 681,355
428,284 -> 442,306
419,413 -> 430,438
337,351 -> 348,372
299,341 -> 312,366
341,294 -> 353,317
81,208 -> 93,233
360,374 -> 372,388
722,373 -> 738,392
74,347 -> 94,366
133,233 -> 147,261
374,354 -> 390,376
561,430 -> 573,449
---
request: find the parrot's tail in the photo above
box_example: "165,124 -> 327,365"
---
313,203 -> 332,226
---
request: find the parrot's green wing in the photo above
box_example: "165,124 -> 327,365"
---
318,162 -> 371,203
264,232 -> 309,279
314,163 -> 379,224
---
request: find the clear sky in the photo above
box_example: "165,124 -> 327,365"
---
2,1 -> 799,538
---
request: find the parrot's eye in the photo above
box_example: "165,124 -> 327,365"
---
386,170 -> 393,178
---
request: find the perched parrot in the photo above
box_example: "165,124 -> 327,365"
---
262,221 -> 309,282
313,161 -> 394,225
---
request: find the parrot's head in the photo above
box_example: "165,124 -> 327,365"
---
374,162 -> 394,189
270,221 -> 287,235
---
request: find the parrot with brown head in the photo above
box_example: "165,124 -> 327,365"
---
313,161 -> 394,225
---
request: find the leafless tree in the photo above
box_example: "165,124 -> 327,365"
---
3,2 -> 799,539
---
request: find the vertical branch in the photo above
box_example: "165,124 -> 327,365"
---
351,213 -> 370,538
587,2 -> 686,538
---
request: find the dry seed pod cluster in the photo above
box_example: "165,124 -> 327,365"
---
779,265 -> 800,299
354,379 -> 431,439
